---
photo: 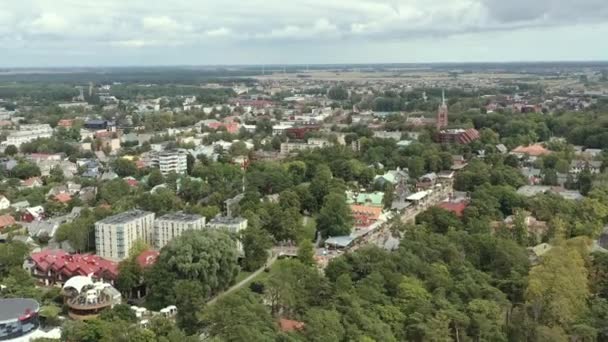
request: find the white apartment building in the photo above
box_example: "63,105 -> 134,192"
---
95,210 -> 155,261
154,212 -> 206,249
151,150 -> 188,175
207,216 -> 248,255
3,124 -> 53,147
280,138 -> 331,155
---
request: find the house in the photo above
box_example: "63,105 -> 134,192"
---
25,250 -> 119,286
11,200 -> 30,211
451,155 -> 468,170
351,205 -> 383,227
511,144 -> 551,158
570,160 -> 602,175
347,191 -> 384,207
436,129 -> 480,145
54,193 -> 72,204
374,169 -> 408,187
25,221 -> 60,239
492,212 -> 549,242
0,214 -> 15,230
21,206 -> 45,222
79,187 -> 97,203
438,201 -> 468,217
279,318 -> 305,333
21,177 -> 43,189
0,195 -> 10,210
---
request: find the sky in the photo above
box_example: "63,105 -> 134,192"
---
1,0 -> 608,67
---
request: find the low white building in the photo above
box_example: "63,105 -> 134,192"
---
3,124 -> 53,147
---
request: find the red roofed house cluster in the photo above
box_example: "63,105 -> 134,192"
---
27,250 -> 118,286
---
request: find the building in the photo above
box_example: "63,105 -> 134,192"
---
62,276 -> 121,320
280,138 -> 331,155
2,124 -> 53,147
0,195 -> 9,210
149,150 -> 189,175
351,205 -> 383,227
436,90 -> 449,130
26,250 -> 118,286
511,144 -> 551,158
95,210 -> 155,261
0,298 -> 40,340
570,160 -> 602,175
436,128 -> 480,145
154,212 -> 206,249
207,216 -> 247,254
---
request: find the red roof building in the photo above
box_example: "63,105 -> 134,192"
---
437,201 -> 468,218
28,250 -> 119,286
436,129 -> 480,145
136,250 -> 159,268
351,205 -> 383,227
511,144 -> 551,157
54,193 -> 72,204
279,318 -> 305,333
0,214 -> 16,230
57,119 -> 74,128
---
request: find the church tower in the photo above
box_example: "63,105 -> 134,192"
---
436,89 -> 448,130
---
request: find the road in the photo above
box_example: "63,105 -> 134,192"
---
206,251 -> 278,306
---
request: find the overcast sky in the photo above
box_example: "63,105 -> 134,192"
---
2,0 -> 608,67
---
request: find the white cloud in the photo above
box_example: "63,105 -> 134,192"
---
0,0 -> 606,65
27,13 -> 69,34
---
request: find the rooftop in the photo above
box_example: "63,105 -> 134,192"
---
0,298 -> 40,322
208,216 -> 247,225
157,212 -> 203,223
96,210 -> 154,225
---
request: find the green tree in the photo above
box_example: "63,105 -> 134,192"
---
4,144 -> 18,156
175,280 -> 206,334
201,290 -> 277,341
147,169 -> 165,188
241,226 -> 272,271
317,193 -> 353,237
146,230 -> 239,308
297,239 -> 315,266
112,158 -> 138,177
526,244 -> 589,326
304,308 -> 345,342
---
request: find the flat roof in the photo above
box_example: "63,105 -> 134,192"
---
0,298 -> 40,321
96,210 -> 154,225
208,216 -> 246,225
325,236 -> 355,248
407,190 -> 431,201
157,212 -> 203,222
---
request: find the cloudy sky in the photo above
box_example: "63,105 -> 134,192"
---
1,0 -> 608,67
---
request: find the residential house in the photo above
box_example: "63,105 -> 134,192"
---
0,214 -> 15,230
21,177 -> 43,189
0,195 -> 10,210
21,206 -> 45,222
25,250 -> 119,286
351,205 -> 383,227
570,160 -> 602,175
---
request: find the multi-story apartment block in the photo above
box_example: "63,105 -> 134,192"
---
2,124 -> 53,147
158,150 -> 188,175
143,150 -> 188,175
154,212 -> 206,249
207,216 -> 248,255
95,210 -> 155,261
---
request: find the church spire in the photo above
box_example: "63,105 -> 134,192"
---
442,89 -> 446,106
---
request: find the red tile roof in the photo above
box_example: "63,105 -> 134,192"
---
512,144 -> 551,157
54,193 -> 72,203
22,177 -> 42,187
279,318 -> 305,332
0,214 -> 15,229
136,250 -> 159,268
438,201 -> 468,217
29,250 -> 119,279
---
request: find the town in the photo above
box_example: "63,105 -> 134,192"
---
1,62 -> 608,341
